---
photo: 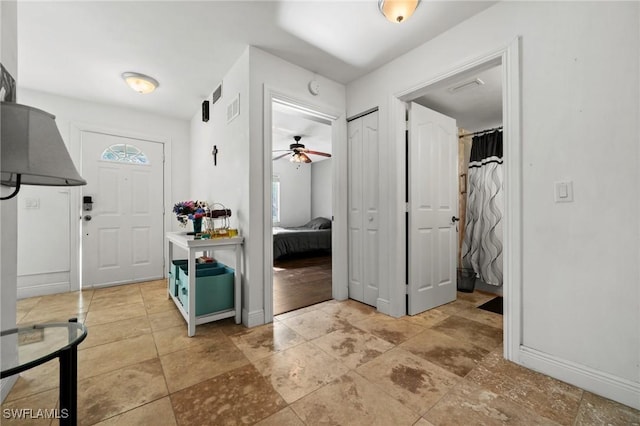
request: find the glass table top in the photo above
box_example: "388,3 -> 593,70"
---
1,322 -> 87,378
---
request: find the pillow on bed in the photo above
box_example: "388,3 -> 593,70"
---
304,217 -> 331,229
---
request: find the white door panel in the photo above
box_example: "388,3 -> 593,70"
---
364,229 -> 379,304
81,132 -> 164,288
408,103 -> 457,315
348,119 -> 364,300
348,111 -> 379,306
362,112 -> 379,306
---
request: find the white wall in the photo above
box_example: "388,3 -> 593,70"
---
247,47 -> 346,326
0,0 -> 19,402
311,159 -> 332,220
16,89 -> 191,297
189,47 -> 250,271
273,159 -> 311,227
189,46 -> 345,327
347,1 -> 639,408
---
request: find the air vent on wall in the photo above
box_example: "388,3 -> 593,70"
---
212,84 -> 222,105
448,78 -> 485,94
227,94 -> 240,123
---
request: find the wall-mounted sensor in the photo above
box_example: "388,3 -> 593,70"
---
308,80 -> 320,96
202,100 -> 210,122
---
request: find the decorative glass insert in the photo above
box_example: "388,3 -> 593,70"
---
100,144 -> 149,164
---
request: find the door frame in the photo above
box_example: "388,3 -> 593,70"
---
262,86 -> 347,322
390,37 -> 522,363
69,123 -> 172,291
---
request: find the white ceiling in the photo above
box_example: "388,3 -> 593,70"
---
16,1 -> 496,120
415,65 -> 502,132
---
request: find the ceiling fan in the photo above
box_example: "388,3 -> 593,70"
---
272,136 -> 331,163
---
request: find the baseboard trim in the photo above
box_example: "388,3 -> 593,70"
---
245,309 -> 265,328
519,346 -> 640,410
1,376 -> 18,403
17,282 -> 69,299
474,279 -> 503,296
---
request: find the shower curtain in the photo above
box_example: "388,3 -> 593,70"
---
461,130 -> 504,286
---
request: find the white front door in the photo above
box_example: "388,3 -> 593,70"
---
408,102 -> 458,315
81,131 -> 164,288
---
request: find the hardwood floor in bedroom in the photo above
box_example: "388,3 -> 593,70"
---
273,253 -> 332,316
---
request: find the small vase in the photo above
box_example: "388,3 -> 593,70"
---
192,217 -> 202,234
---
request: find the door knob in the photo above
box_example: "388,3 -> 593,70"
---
451,216 -> 460,223
84,215 -> 92,221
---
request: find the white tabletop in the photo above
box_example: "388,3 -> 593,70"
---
166,232 -> 244,248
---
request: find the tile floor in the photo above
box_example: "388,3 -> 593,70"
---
3,280 -> 639,425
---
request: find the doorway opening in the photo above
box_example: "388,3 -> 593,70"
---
271,101 -> 333,315
414,63 -> 504,299
395,38 -> 522,362
262,89 -> 346,323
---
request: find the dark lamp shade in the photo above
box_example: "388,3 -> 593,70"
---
1,102 -> 86,187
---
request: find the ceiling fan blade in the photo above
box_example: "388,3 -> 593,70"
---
272,149 -> 292,153
304,150 -> 332,157
272,152 -> 290,161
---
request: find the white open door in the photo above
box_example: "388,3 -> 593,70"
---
81,131 -> 164,288
408,102 -> 458,315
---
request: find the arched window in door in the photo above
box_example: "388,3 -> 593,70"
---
100,143 -> 149,164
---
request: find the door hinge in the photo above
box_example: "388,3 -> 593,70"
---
405,120 -> 409,131
405,284 -> 409,294
405,202 -> 410,212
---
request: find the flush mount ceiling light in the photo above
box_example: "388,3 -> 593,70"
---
122,72 -> 159,94
378,0 -> 421,23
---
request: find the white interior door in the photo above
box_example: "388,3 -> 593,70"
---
81,132 -> 164,288
348,111 -> 379,306
408,103 -> 458,315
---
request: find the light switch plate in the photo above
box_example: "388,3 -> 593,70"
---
554,181 -> 574,203
25,198 -> 40,209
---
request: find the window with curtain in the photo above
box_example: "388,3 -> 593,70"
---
272,176 -> 280,224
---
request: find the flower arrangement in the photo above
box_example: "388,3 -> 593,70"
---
172,200 -> 209,227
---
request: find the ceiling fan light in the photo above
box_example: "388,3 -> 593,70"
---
378,0 -> 420,23
289,152 -> 312,164
122,72 -> 159,94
